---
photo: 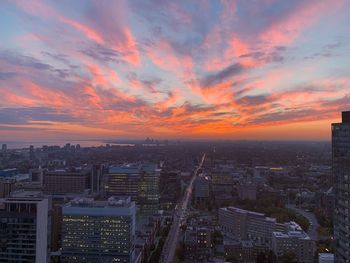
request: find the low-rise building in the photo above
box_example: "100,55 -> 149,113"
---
184,226 -> 212,261
219,206 -> 276,246
319,253 -> 334,263
271,222 -> 315,263
223,239 -> 269,263
237,183 -> 257,200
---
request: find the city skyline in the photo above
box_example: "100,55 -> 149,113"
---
1,0 -> 350,141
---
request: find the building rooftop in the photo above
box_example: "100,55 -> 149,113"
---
225,206 -> 276,220
319,253 -> 334,261
10,190 -> 43,198
45,167 -> 91,176
342,111 -> 350,123
66,196 -> 133,208
272,230 -> 310,240
0,168 -> 18,177
108,163 -> 159,174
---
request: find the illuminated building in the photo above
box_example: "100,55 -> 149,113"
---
219,206 -> 277,246
61,196 -> 138,263
104,164 -> 160,215
271,222 -> 314,263
220,207 -> 314,261
0,193 -> 50,262
332,111 -> 350,263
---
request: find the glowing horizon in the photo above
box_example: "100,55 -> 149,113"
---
0,0 -> 349,141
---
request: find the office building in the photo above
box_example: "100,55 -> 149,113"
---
29,145 -> 35,160
43,168 -> 91,194
211,171 -> 234,204
223,239 -> 269,263
0,178 -> 16,198
61,196 -> 138,263
30,167 -> 45,185
237,183 -> 257,201
194,176 -> 210,205
104,164 -> 160,215
219,206 -> 277,246
1,144 -> 6,153
0,193 -> 50,262
271,222 -> 314,263
91,164 -> 105,193
184,226 -> 212,260
159,170 -> 180,209
319,253 -> 334,263
332,111 -> 350,263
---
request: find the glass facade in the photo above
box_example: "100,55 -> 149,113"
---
333,112 -> 350,263
61,198 -> 136,263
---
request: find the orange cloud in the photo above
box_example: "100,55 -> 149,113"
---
59,17 -> 105,45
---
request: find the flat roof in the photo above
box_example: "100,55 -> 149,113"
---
108,163 -> 159,174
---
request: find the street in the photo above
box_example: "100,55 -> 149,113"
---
160,153 -> 206,263
286,204 -> 319,241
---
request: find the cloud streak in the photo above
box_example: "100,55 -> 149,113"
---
0,0 -> 349,140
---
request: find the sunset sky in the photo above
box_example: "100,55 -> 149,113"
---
0,0 -> 350,141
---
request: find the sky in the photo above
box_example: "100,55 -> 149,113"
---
0,0 -> 350,141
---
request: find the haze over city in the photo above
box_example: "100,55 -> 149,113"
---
1,1 -> 350,263
1,0 -> 350,141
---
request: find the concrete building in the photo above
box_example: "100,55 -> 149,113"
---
29,167 -> 45,185
211,171 -> 234,204
61,196 -> 138,263
0,178 -> 16,198
159,170 -> 180,209
0,193 -> 50,262
317,187 -> 335,222
43,168 -> 91,194
219,207 -> 277,247
319,253 -> 334,263
237,183 -> 257,200
332,111 -> 350,263
194,176 -> 210,205
271,222 -> 314,263
223,239 -> 269,263
184,226 -> 212,261
104,164 -> 160,215
1,144 -> 6,153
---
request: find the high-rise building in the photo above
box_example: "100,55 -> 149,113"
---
61,196 -> 138,263
0,193 -> 50,262
194,176 -> 210,205
91,164 -> 105,193
104,164 -> 160,215
43,168 -> 91,194
332,111 -> 350,263
1,144 -> 6,153
159,171 -> 180,209
29,145 -> 35,160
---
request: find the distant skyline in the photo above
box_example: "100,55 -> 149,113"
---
1,0 -> 350,140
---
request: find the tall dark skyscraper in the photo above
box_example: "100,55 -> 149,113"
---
332,111 -> 350,263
